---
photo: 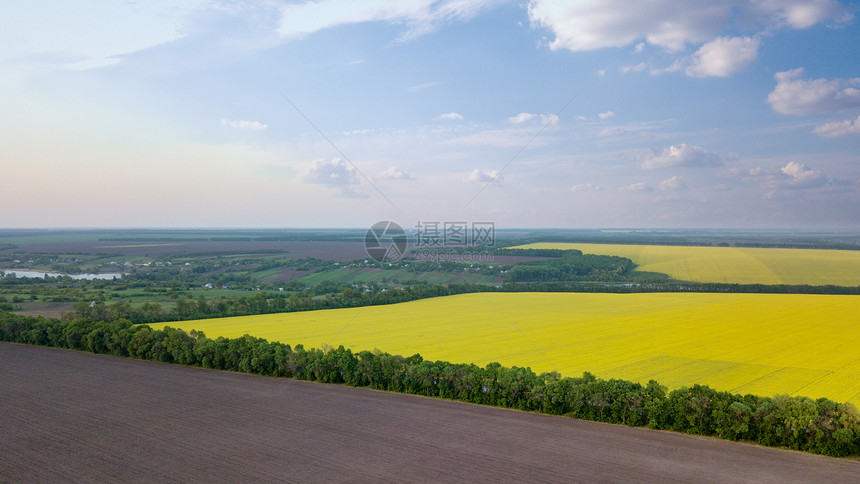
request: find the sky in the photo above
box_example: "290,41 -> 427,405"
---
2,0 -> 859,230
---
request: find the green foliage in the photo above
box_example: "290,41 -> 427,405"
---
505,251 -> 636,283
68,283 -> 493,325
1,309 -> 859,458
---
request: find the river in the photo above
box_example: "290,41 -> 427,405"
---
0,269 -> 123,280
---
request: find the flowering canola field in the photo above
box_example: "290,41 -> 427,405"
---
509,242 -> 860,285
151,292 -> 860,406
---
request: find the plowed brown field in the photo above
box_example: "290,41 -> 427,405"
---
1,343 -> 857,483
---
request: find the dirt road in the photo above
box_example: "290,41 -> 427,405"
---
1,342 -> 857,483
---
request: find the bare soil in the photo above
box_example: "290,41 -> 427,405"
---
264,268 -> 315,283
1,342 -> 857,483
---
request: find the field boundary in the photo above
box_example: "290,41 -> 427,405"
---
509,242 -> 860,286
5,342 -> 859,482
2,310 -> 859,458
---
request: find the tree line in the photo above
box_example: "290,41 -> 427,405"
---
501,281 -> 860,295
67,280 -> 860,326
1,311 -> 858,458
71,283 -> 491,324
504,251 -> 645,283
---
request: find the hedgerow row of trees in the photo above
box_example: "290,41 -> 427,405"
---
1,311 -> 858,457
505,251 -> 639,282
66,278 -> 860,327
70,283 -> 490,324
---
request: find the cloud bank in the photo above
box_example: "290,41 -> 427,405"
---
814,115 -> 860,137
437,112 -> 464,120
221,119 -> 267,130
642,144 -> 726,170
571,182 -> 602,192
528,0 -> 850,53
686,36 -> 760,77
767,68 -> 860,115
376,165 -> 414,180
278,0 -> 507,42
305,158 -> 367,197
466,168 -> 503,184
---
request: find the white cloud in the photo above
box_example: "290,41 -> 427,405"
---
527,0 -> 853,89
437,112 -> 463,120
780,161 -> 826,188
621,60 -> 685,76
598,127 -> 629,138
649,60 -> 684,76
528,1 -> 850,54
306,158 -> 359,186
539,114 -> 560,126
305,158 -> 367,197
620,62 -> 648,74
528,0 -> 732,52
377,165 -> 414,180
658,175 -> 687,190
597,119 -> 669,139
759,161 -> 833,199
446,126 -> 551,148
814,115 -> 860,137
747,166 -> 768,177
220,119 -> 267,130
619,182 -> 653,192
506,112 -> 559,126
745,161 -> 830,199
340,128 -> 376,136
466,168 -> 503,184
278,0 -> 507,42
686,36 -> 760,78
0,1 -> 203,70
641,144 -> 725,170
622,36 -> 759,78
767,68 -> 860,115
753,0 -> 853,29
598,111 -> 615,120
508,112 -> 536,124
571,182 -> 602,192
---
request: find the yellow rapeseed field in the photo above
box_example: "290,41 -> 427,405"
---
509,242 -> 860,285
151,292 -> 860,406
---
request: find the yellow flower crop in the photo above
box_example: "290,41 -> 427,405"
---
151,292 -> 860,406
509,242 -> 860,285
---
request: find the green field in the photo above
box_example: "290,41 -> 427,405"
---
295,267 -> 496,286
510,243 -> 860,285
151,292 -> 860,406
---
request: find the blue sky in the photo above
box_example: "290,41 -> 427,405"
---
2,0 -> 859,229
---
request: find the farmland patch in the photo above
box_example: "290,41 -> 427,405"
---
150,292 -> 860,406
509,243 -> 860,285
